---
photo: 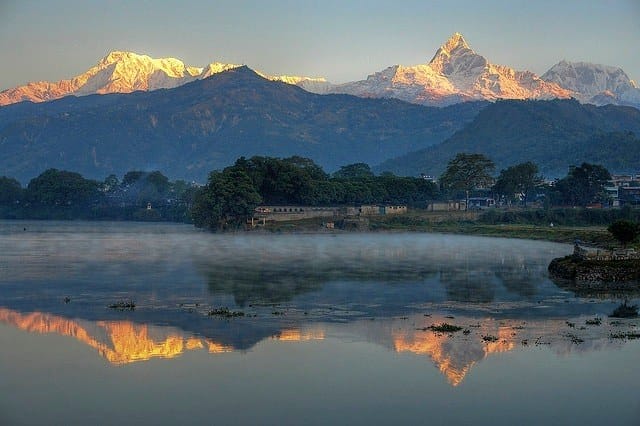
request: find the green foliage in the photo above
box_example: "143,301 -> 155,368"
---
493,161 -> 541,206
440,153 -> 495,192
333,163 -> 374,179
1,156 -> 438,224
607,220 -> 639,246
26,169 -> 101,207
553,163 -> 611,206
0,176 -> 23,205
192,168 -> 262,231
0,168 -> 198,222
121,170 -> 171,206
102,174 -> 120,192
230,156 -> 327,205
479,207 -> 640,227
222,156 -> 438,208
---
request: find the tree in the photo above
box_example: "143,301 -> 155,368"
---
26,169 -> 101,207
0,176 -> 23,205
102,174 -> 120,192
608,220 -> 639,247
554,163 -> 611,207
440,153 -> 495,209
120,170 -> 171,206
493,162 -> 541,206
332,163 -> 374,179
191,168 -> 262,231
230,156 -> 328,205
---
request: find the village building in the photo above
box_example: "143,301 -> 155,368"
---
466,197 -> 496,210
251,204 -> 407,225
425,201 -> 463,211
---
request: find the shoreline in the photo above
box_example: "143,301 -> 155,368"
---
253,215 -> 614,246
1,215 -> 615,246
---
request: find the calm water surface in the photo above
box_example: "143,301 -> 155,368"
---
0,221 -> 638,425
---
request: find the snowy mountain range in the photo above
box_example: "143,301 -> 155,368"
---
541,60 -> 640,107
327,33 -> 572,106
0,51 -> 328,106
1,33 -> 638,109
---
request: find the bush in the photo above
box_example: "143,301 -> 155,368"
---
607,220 -> 639,246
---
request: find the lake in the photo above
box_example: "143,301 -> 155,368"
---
0,221 -> 639,425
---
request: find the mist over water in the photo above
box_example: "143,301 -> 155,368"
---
0,221 -> 639,425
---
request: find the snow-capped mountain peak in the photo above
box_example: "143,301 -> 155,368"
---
0,52 -> 329,106
541,60 -> 640,106
329,33 -> 571,106
432,32 -> 471,58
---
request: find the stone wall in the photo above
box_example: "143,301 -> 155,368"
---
573,245 -> 640,261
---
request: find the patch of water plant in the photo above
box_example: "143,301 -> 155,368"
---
425,323 -> 463,333
208,307 -> 244,318
585,317 -> 602,326
108,300 -> 136,311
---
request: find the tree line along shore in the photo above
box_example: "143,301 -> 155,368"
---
1,153 -> 639,246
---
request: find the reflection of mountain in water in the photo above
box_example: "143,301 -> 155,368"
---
340,314 -> 631,386
0,307 -> 230,364
2,306 -> 634,387
6,227 -> 637,384
0,307 -> 324,365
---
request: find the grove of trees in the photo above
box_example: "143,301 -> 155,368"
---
0,169 -> 197,221
0,152 -> 630,229
191,156 -> 439,230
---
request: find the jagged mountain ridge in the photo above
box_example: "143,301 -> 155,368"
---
327,33 -> 573,106
2,33 -> 638,109
542,60 -> 640,107
0,51 -> 329,106
375,99 -> 640,178
0,66 -> 485,183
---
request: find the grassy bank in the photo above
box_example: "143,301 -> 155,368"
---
255,209 -> 617,246
370,216 -> 613,246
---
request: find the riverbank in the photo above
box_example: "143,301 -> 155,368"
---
256,210 -> 616,246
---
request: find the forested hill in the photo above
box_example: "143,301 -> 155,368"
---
0,66 -> 484,183
376,99 -> 640,178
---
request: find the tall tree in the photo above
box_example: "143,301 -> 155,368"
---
554,163 -> 611,207
440,153 -> 495,209
120,170 -> 171,206
26,169 -> 101,207
0,176 -> 23,205
191,168 -> 262,231
332,163 -> 374,179
493,161 -> 541,206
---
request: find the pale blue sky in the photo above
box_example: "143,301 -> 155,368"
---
1,0 -> 639,90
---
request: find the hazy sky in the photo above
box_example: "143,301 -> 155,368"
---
1,0 -> 639,90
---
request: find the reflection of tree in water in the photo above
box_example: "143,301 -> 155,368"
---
200,260 -> 440,307
439,266 -> 496,303
549,281 -> 640,301
439,256 -> 550,302
205,265 -> 324,307
495,265 -> 539,298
